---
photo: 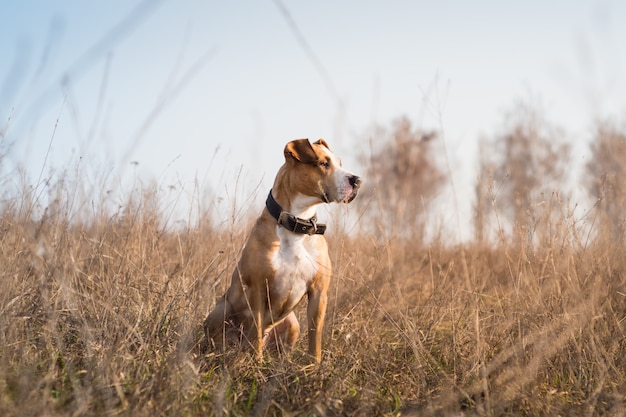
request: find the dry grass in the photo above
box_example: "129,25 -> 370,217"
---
1,171 -> 625,417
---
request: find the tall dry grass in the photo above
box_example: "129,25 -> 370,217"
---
1,123 -> 626,416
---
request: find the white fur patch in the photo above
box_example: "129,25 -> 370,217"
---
269,227 -> 319,322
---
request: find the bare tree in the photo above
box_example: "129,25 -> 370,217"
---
475,103 -> 570,244
586,123 -> 626,243
360,117 -> 444,240
474,138 -> 496,243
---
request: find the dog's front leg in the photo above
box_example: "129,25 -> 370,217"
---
245,285 -> 265,361
254,310 -> 264,360
307,279 -> 329,362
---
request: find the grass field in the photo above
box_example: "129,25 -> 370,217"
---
1,174 -> 625,417
1,122 -> 626,416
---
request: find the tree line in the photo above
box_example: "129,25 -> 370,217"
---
359,104 -> 626,246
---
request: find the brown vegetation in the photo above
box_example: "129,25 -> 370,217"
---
1,115 -> 626,416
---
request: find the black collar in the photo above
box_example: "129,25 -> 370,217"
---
265,190 -> 326,235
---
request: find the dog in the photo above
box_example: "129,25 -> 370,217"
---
203,138 -> 361,362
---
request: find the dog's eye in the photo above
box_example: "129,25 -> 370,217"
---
319,160 -> 331,169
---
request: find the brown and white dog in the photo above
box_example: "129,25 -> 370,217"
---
204,138 -> 361,362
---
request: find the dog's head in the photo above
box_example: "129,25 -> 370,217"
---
284,138 -> 361,204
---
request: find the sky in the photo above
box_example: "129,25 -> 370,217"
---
1,0 -> 625,237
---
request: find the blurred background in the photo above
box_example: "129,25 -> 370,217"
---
1,0 -> 625,241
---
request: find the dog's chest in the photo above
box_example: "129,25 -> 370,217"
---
270,229 -> 320,308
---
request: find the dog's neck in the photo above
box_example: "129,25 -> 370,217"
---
288,194 -> 319,219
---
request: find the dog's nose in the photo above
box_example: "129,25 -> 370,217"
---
349,175 -> 361,188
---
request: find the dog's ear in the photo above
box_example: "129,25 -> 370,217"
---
284,139 -> 318,164
313,138 -> 330,150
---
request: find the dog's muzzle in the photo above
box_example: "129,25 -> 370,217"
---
344,175 -> 361,203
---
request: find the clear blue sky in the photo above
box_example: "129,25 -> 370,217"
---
1,1 -> 625,234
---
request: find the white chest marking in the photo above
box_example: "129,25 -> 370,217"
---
270,227 -> 319,318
